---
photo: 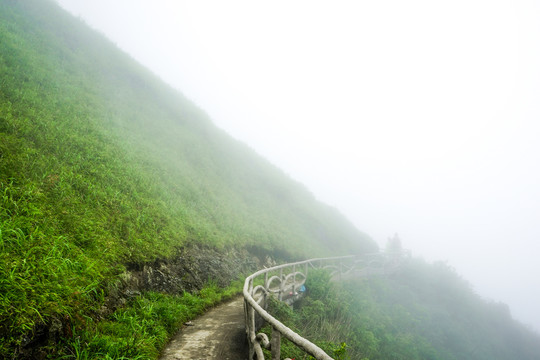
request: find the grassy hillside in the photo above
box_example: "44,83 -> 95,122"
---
0,0 -> 376,357
268,261 -> 540,360
2,1 -> 539,360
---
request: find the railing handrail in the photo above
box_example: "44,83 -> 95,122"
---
246,255 -> 355,281
243,252 -> 410,360
244,256 -> 355,360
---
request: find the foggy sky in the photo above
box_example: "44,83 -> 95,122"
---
55,0 -> 540,331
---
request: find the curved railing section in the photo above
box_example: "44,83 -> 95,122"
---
243,252 -> 409,360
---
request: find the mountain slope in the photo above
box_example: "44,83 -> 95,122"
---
0,0 -> 376,357
1,0 -> 374,259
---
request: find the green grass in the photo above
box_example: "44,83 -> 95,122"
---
0,0 -> 376,357
56,281 -> 243,360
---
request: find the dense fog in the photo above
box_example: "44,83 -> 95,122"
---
56,0 -> 540,331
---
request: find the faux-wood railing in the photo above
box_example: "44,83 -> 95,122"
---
243,252 -> 405,360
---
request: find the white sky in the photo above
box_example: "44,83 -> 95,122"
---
55,0 -> 540,331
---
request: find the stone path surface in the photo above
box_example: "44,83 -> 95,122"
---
159,296 -> 248,360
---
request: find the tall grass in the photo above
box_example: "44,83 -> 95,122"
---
0,0 -> 375,357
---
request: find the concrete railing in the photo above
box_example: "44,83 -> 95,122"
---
243,252 -> 407,360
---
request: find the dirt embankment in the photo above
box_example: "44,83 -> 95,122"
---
100,244 -> 277,317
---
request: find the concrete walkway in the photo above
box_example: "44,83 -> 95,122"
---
159,296 -> 248,360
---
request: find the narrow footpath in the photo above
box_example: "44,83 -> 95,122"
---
159,296 -> 248,360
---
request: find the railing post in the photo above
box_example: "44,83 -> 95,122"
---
271,326 -> 281,360
246,300 -> 255,359
279,268 -> 284,301
264,271 -> 269,310
292,264 -> 296,294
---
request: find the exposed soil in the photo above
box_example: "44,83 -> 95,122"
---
99,244 -> 276,319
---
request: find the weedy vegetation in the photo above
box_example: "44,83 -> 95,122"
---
265,266 -> 540,360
